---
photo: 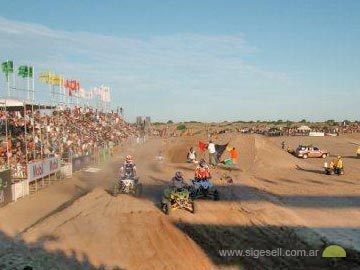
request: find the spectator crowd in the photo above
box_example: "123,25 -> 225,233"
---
0,107 -> 137,178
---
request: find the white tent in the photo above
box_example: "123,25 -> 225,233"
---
297,125 -> 311,131
0,97 -> 54,111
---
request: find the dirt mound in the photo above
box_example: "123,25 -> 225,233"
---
254,135 -> 300,171
22,188 -> 213,270
166,136 -> 206,163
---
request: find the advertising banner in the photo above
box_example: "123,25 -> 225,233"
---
27,157 -> 61,182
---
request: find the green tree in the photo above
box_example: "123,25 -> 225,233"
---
176,124 -> 186,130
325,119 -> 337,126
342,120 -> 351,125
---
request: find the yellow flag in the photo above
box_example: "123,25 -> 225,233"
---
38,71 -> 50,83
39,72 -> 63,85
50,74 -> 63,86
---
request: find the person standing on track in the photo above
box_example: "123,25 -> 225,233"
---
230,147 -> 238,164
207,140 -> 217,166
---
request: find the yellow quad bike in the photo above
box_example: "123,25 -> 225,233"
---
161,187 -> 196,215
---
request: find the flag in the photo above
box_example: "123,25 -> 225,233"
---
67,88 -> 73,96
1,60 -> 14,78
79,88 -> 86,98
50,74 -> 63,86
215,143 -> 229,161
39,71 -> 50,83
198,141 -> 208,152
64,79 -> 79,90
39,72 -> 63,85
100,85 -> 111,102
93,86 -> 101,96
18,65 -> 33,78
85,89 -> 93,99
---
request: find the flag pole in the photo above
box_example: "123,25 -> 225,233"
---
7,73 -> 10,97
27,65 -> 30,100
12,64 -> 15,98
32,66 -> 35,101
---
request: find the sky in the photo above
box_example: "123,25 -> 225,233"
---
0,0 -> 359,122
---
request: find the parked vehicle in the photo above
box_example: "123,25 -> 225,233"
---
266,128 -> 283,136
295,145 -> 329,159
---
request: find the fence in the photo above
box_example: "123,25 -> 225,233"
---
0,145 -> 116,207
27,156 -> 62,193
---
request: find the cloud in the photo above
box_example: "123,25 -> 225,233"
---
0,16 -> 292,121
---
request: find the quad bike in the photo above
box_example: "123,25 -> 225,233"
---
112,172 -> 142,197
189,178 -> 220,201
324,167 -> 344,175
161,187 -> 196,215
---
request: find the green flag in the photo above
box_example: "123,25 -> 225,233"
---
1,60 -> 14,79
18,65 -> 33,78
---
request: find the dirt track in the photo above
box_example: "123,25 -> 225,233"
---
0,134 -> 359,269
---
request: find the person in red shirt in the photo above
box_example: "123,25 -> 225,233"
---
194,159 -> 211,180
230,147 -> 238,164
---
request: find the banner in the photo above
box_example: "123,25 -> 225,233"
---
12,179 -> 29,201
27,157 -> 61,182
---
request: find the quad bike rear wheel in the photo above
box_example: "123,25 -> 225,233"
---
213,190 -> 220,201
135,183 -> 143,197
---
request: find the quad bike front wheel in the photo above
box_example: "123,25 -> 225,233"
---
112,182 -> 119,197
190,201 -> 196,214
162,200 -> 171,215
135,183 -> 143,197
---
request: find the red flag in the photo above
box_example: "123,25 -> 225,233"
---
198,141 -> 208,152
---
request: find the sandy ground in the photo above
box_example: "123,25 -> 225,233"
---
0,133 -> 359,269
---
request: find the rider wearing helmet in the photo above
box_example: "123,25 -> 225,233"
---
335,155 -> 343,170
119,155 -> 137,179
194,159 -> 211,181
171,171 -> 187,189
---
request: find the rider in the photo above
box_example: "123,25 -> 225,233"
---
194,159 -> 211,181
334,155 -> 344,174
170,171 -> 187,189
119,155 -> 137,179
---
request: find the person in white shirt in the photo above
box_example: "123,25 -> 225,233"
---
187,147 -> 197,163
207,140 -> 217,166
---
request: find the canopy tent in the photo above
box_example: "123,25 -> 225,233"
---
297,125 -> 311,131
0,97 -> 55,111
